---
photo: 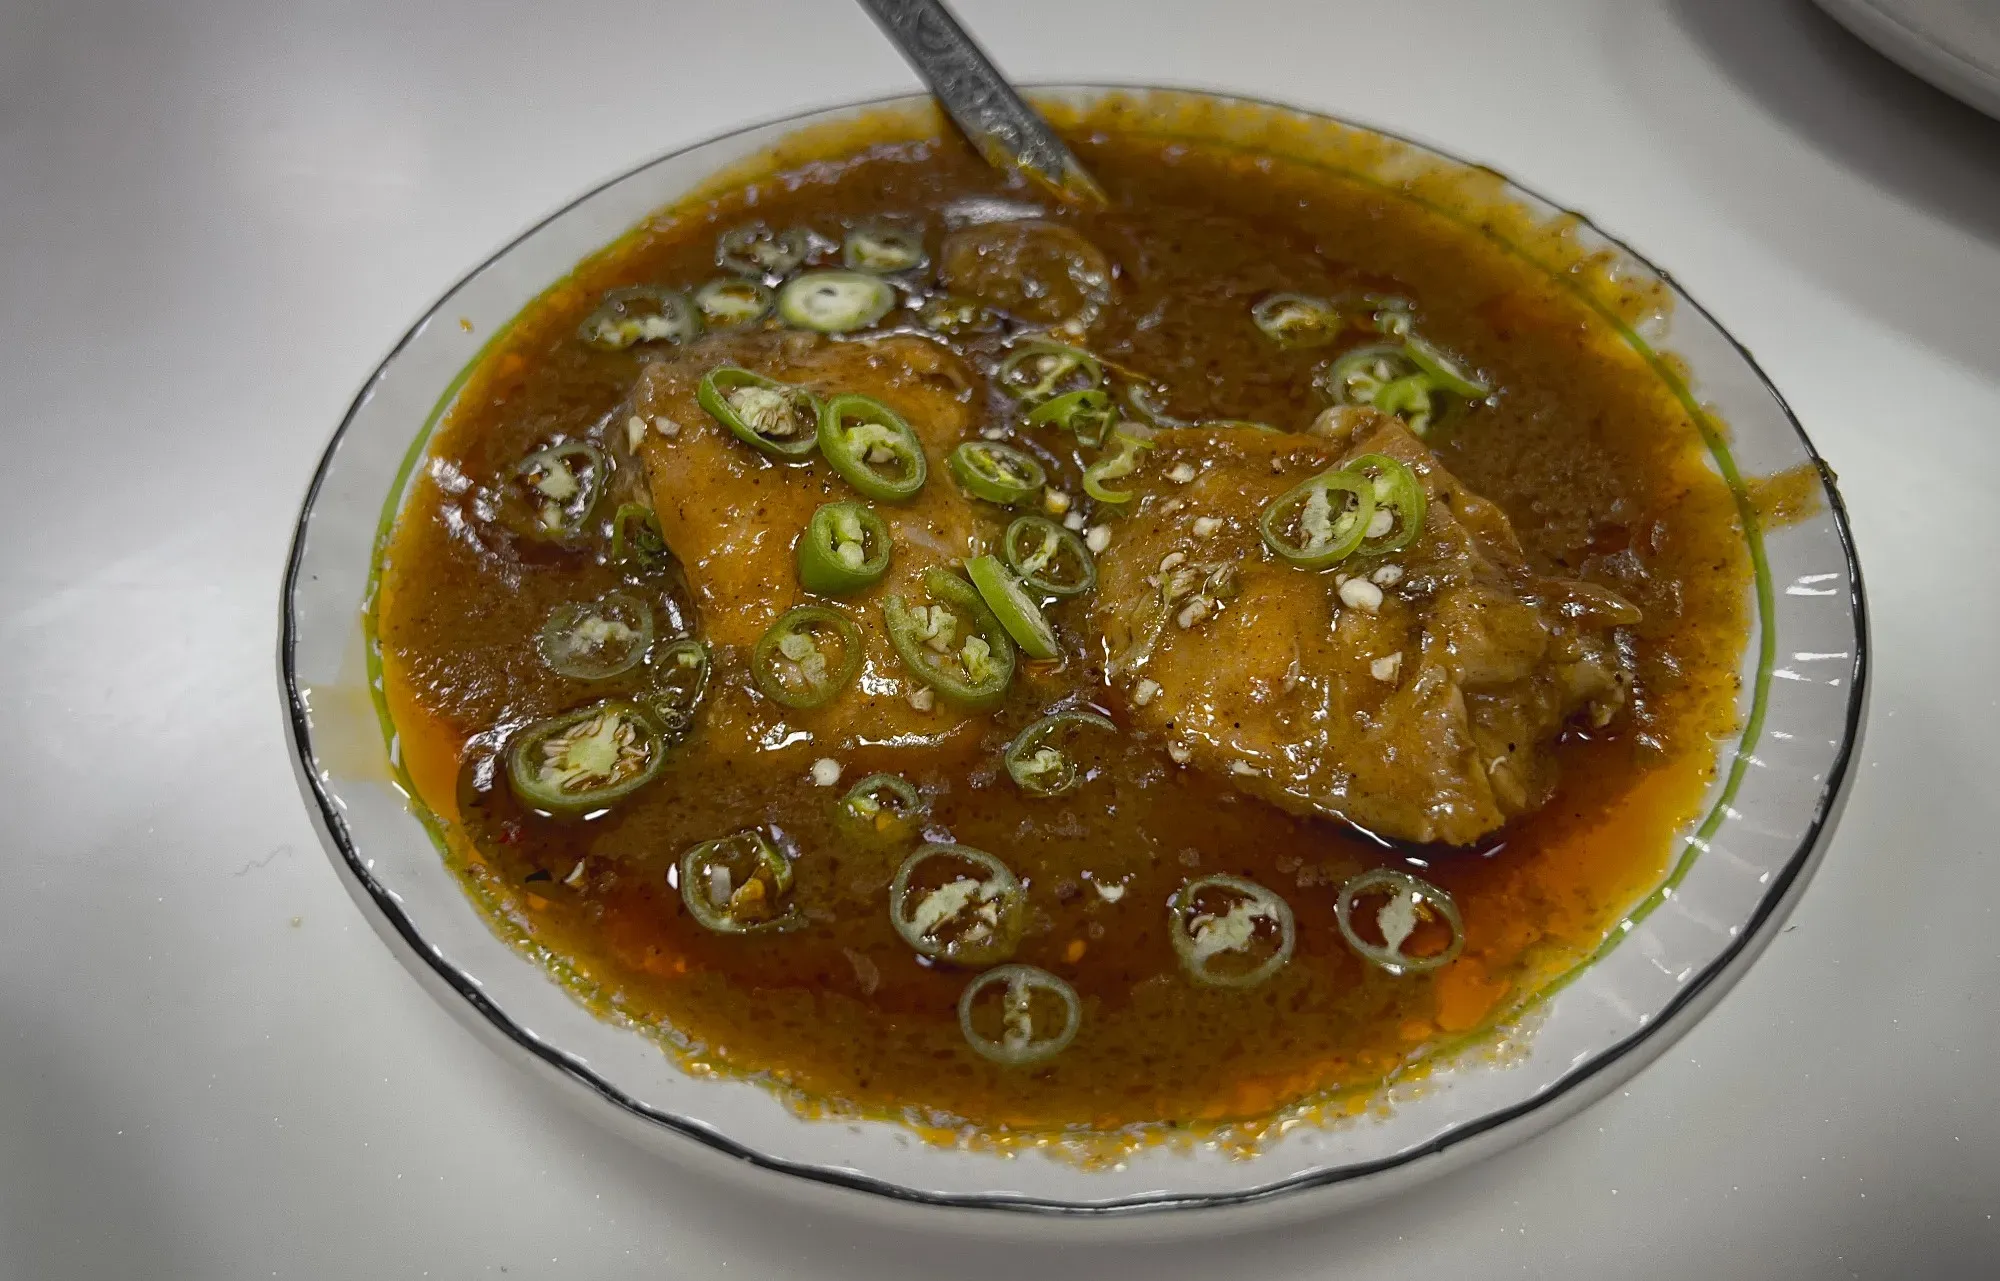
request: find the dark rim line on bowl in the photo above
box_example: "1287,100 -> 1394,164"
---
279,84 -> 1868,1216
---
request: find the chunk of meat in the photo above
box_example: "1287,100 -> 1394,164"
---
1090,409 -> 1635,846
938,219 -> 1112,331
633,330 -> 995,758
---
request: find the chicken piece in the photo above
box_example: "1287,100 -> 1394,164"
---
1090,409 -> 1636,847
632,329 -> 995,758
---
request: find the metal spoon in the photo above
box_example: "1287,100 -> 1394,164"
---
855,0 -> 1107,207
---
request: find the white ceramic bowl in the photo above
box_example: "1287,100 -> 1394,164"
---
280,87 -> 1866,1229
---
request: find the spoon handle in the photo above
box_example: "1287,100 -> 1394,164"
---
855,0 -> 1106,207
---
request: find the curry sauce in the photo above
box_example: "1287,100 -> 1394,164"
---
376,111 -> 1750,1142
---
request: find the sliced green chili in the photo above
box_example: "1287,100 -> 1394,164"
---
1124,383 -> 1191,429
510,440 -> 609,542
679,828 -> 801,934
1002,710 -> 1116,797
1081,429 -> 1155,505
883,567 -> 1016,710
717,225 -> 813,278
697,366 -> 821,459
506,700 -> 666,815
818,394 -> 927,502
537,590 -> 654,680
948,441 -> 1046,507
693,277 -> 774,326
1025,388 -> 1114,447
1321,335 -> 1486,438
610,502 -> 671,571
642,638 -> 710,738
996,339 -> 1103,405
1372,373 -> 1440,434
1368,294 -> 1416,336
1001,515 -> 1095,598
1259,469 -> 1376,570
1251,292 -> 1341,347
837,773 -> 926,842
1404,335 -> 1492,399
776,270 -> 896,333
798,501 -> 891,595
964,555 -> 1059,660
751,606 -> 862,709
1344,452 -> 1427,555
917,294 -> 998,336
578,286 -> 702,351
1320,344 -> 1421,408
1168,875 -> 1297,988
843,222 -> 928,273
1335,868 -> 1465,975
889,844 -> 1025,966
958,965 -> 1081,1066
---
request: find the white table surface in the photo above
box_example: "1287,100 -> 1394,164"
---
3,0 -> 1996,1275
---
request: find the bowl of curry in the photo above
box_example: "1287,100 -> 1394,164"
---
282,87 -> 1865,1219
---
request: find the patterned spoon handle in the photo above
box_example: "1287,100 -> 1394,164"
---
855,0 -> 1107,207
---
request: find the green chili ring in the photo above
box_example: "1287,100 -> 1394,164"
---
1001,515 -> 1095,598
1258,469 -> 1376,570
1002,710 -> 1117,797
578,286 -> 702,351
751,606 -> 863,710
1025,388 -> 1115,447
965,555 -> 1059,660
679,829 -> 802,935
1082,429 -> 1156,505
843,222 -> 928,273
1251,292 -> 1341,347
1368,294 -> 1416,336
957,965 -> 1082,1067
837,773 -> 926,840
1404,335 -> 1492,399
776,270 -> 897,333
610,503 -> 671,570
693,277 -> 775,326
997,339 -> 1104,404
949,441 -> 1046,507
889,843 -> 1026,967
1335,868 -> 1466,975
511,440 -> 609,542
642,638 -> 710,738
1124,383 -> 1191,429
717,225 -> 813,278
818,394 -> 928,502
798,501 -> 892,595
1372,373 -> 1441,435
506,700 -> 667,816
917,294 -> 998,336
1167,874 -> 1297,988
883,567 -> 1016,710
1344,452 -> 1427,555
1319,344 -> 1421,406
697,365 -> 821,460
537,590 -> 655,680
